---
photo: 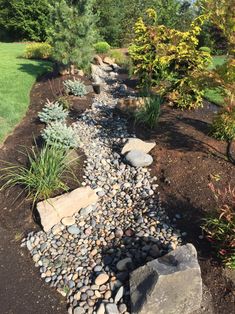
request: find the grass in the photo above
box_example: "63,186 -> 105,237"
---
204,55 -> 227,106
0,43 -> 52,142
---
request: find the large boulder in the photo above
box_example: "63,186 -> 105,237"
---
130,244 -> 202,314
91,64 -> 107,82
122,138 -> 156,155
125,150 -> 153,167
37,187 -> 98,232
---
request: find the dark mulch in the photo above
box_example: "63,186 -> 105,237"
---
127,102 -> 235,314
0,72 -> 92,314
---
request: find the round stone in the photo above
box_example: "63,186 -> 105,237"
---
61,216 -> 76,226
95,273 -> 109,286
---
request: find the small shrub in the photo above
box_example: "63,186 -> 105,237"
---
57,96 -> 70,110
41,121 -> 79,149
211,101 -> 235,141
94,41 -> 111,53
24,42 -> 53,60
38,100 -> 69,124
199,46 -> 212,54
202,183 -> 235,269
135,95 -> 164,129
108,49 -> 128,66
0,144 -> 78,203
63,79 -> 87,97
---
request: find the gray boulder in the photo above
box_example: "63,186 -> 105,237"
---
130,244 -> 202,314
125,150 -> 153,167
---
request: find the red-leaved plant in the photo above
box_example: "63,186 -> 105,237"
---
202,183 -> 235,269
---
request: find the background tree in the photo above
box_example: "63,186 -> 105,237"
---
47,0 -> 98,71
0,0 -> 50,41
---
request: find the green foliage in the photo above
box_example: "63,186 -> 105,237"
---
199,46 -> 211,53
63,79 -> 87,97
95,0 -> 197,47
24,43 -> 53,60
47,0 -> 97,70
0,144 -> 78,203
135,94 -> 164,129
38,100 -> 68,124
129,9 -> 212,109
202,184 -> 235,269
41,121 -> 80,149
108,50 -> 126,65
211,104 -> 235,141
94,41 -> 111,53
56,96 -> 70,110
0,0 -> 50,41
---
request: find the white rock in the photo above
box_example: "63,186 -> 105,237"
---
61,216 -> 76,226
125,150 -> 153,168
121,138 -> 156,155
37,187 -> 99,232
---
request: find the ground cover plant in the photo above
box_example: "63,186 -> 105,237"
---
94,41 -> 111,53
0,144 -> 77,204
0,43 -> 52,142
38,100 -> 69,124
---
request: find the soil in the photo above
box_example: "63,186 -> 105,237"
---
128,103 -> 235,313
0,72 -> 92,314
0,66 -> 234,313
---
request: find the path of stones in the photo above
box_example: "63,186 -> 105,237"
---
22,66 -> 183,314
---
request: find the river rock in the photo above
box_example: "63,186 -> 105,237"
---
130,244 -> 202,314
95,273 -> 109,286
105,303 -> 119,314
121,138 -> 156,155
125,150 -> 153,168
37,186 -> 99,232
61,216 -> 76,226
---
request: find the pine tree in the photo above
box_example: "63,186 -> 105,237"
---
47,0 -> 98,71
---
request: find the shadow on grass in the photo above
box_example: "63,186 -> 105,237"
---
17,62 -> 53,81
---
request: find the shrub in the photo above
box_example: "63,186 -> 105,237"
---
41,121 -> 79,149
129,9 -> 212,109
24,42 -> 53,60
94,41 -> 111,53
211,102 -> 235,141
108,49 -> 128,66
202,183 -> 235,269
56,96 -> 70,110
199,46 -> 212,54
0,144 -> 78,203
63,79 -> 87,97
135,94 -> 164,129
38,100 -> 69,124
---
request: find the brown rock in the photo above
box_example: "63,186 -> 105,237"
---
93,55 -> 104,66
116,97 -> 149,114
37,187 -> 99,232
95,273 -> 109,286
103,56 -> 115,65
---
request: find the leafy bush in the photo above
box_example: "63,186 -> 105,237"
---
202,183 -> 235,269
56,96 -> 70,110
94,41 -> 111,53
0,144 -> 78,203
63,79 -> 87,97
24,43 -> 53,60
41,121 -> 79,149
199,46 -> 212,54
38,100 -> 69,124
135,95 -> 164,129
211,101 -> 235,141
129,9 -> 212,109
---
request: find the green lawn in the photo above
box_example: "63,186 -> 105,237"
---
204,55 -> 227,106
0,43 -> 52,142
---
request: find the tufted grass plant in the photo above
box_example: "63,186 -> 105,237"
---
0,144 -> 79,204
135,94 -> 164,129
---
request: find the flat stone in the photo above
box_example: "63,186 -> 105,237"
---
116,258 -> 132,271
61,216 -> 76,226
125,150 -> 153,168
105,303 -> 119,314
130,244 -> 202,314
121,138 -> 156,155
74,307 -> 85,314
114,286 -> 124,303
95,273 -> 109,286
37,186 -> 98,232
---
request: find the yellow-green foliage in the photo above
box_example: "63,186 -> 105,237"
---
24,42 -> 53,60
129,9 -> 212,109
